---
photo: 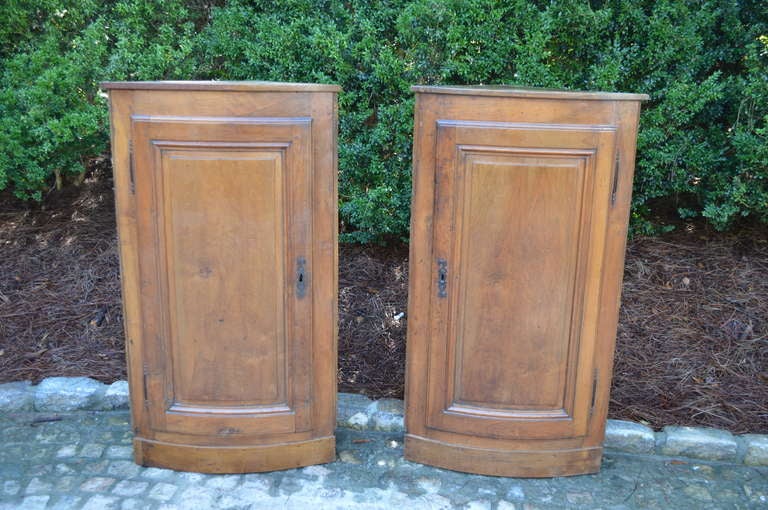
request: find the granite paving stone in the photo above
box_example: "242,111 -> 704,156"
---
743,434 -> 768,466
34,377 -> 105,412
80,494 -> 119,510
662,425 -> 740,461
101,381 -> 130,410
0,381 -> 33,412
24,478 -> 52,495
81,460 -> 109,475
53,466 -> 77,477
336,393 -> 374,422
78,443 -> 104,459
140,468 -> 175,481
1,480 -> 20,497
111,480 -> 148,497
347,411 -> 370,429
48,495 -> 82,510
79,477 -> 116,493
106,460 -> 142,479
604,419 -> 656,453
15,495 -> 50,510
203,475 -> 241,490
104,446 -> 133,460
55,445 -> 77,459
0,410 -> 766,509
118,497 -> 146,510
147,482 -> 178,501
53,477 -> 77,492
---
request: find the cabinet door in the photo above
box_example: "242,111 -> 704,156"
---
131,115 -> 313,439
425,120 -> 617,440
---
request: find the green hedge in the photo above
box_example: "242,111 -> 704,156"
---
1,0 -> 766,241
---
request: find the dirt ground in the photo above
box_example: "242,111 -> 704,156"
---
1,167 -> 766,433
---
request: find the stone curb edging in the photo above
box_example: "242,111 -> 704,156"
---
0,378 -> 130,413
338,394 -> 768,466
2,378 -> 766,467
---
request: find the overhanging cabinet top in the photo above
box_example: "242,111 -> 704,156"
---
411,85 -> 648,101
102,81 -> 341,92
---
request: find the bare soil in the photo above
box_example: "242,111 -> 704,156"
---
1,168 -> 766,433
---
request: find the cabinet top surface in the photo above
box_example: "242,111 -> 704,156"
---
411,85 -> 649,101
100,81 -> 341,92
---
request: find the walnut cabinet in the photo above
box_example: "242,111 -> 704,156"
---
102,81 -> 339,473
404,86 -> 648,477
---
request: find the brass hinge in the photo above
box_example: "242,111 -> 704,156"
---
128,140 -> 135,194
610,153 -> 620,206
142,363 -> 149,407
590,368 -> 599,417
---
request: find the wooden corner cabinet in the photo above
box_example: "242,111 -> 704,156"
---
102,81 -> 340,473
404,86 -> 648,477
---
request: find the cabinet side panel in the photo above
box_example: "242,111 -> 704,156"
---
587,101 -> 643,446
309,93 -> 339,436
405,93 -> 440,436
107,91 -> 147,435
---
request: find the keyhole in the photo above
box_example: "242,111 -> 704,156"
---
437,258 -> 448,298
296,257 -> 307,299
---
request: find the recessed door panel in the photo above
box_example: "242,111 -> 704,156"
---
132,117 -> 312,437
454,152 -> 585,410
164,149 -> 285,407
426,121 -> 617,440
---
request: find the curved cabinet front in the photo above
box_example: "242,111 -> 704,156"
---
103,82 -> 339,473
405,86 -> 647,477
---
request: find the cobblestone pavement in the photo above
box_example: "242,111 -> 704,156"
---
0,411 -> 766,509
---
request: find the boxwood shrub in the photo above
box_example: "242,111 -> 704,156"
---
1,0 -> 766,240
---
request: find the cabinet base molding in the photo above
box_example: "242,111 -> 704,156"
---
134,436 -> 335,474
404,435 -> 602,478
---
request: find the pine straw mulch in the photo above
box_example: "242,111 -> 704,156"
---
0,159 -> 126,383
0,168 -> 766,433
613,226 -> 768,433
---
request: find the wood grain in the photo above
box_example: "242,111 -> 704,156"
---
104,82 -> 338,473
405,87 -> 645,477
